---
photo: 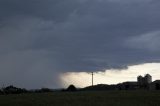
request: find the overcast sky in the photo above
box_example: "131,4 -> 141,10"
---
0,0 -> 160,89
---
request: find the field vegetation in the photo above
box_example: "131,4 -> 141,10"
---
0,90 -> 160,106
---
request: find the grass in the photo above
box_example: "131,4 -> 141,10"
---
0,90 -> 160,106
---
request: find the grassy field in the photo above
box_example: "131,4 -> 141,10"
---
0,90 -> 160,106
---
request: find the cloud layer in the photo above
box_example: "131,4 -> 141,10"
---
0,0 -> 160,88
61,63 -> 160,88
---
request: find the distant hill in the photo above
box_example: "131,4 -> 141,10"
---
82,84 -> 117,91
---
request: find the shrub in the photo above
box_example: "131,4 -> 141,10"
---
66,85 -> 77,91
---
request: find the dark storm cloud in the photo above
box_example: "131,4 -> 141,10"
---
0,0 -> 160,88
0,0 -> 80,21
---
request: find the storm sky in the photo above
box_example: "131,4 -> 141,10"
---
1,0 -> 160,89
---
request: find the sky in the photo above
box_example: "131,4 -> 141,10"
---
0,0 -> 160,89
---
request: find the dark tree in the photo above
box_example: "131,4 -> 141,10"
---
66,85 -> 77,91
0,90 -> 3,95
3,85 -> 27,94
34,88 -> 52,93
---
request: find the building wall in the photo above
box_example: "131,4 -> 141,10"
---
149,80 -> 160,90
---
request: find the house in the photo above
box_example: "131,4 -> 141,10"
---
117,82 -> 138,90
149,80 -> 160,90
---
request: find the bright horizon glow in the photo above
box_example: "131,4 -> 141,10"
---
60,63 -> 160,88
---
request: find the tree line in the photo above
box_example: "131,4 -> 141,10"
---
0,85 -> 54,95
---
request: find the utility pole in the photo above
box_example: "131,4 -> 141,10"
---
92,72 -> 94,86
